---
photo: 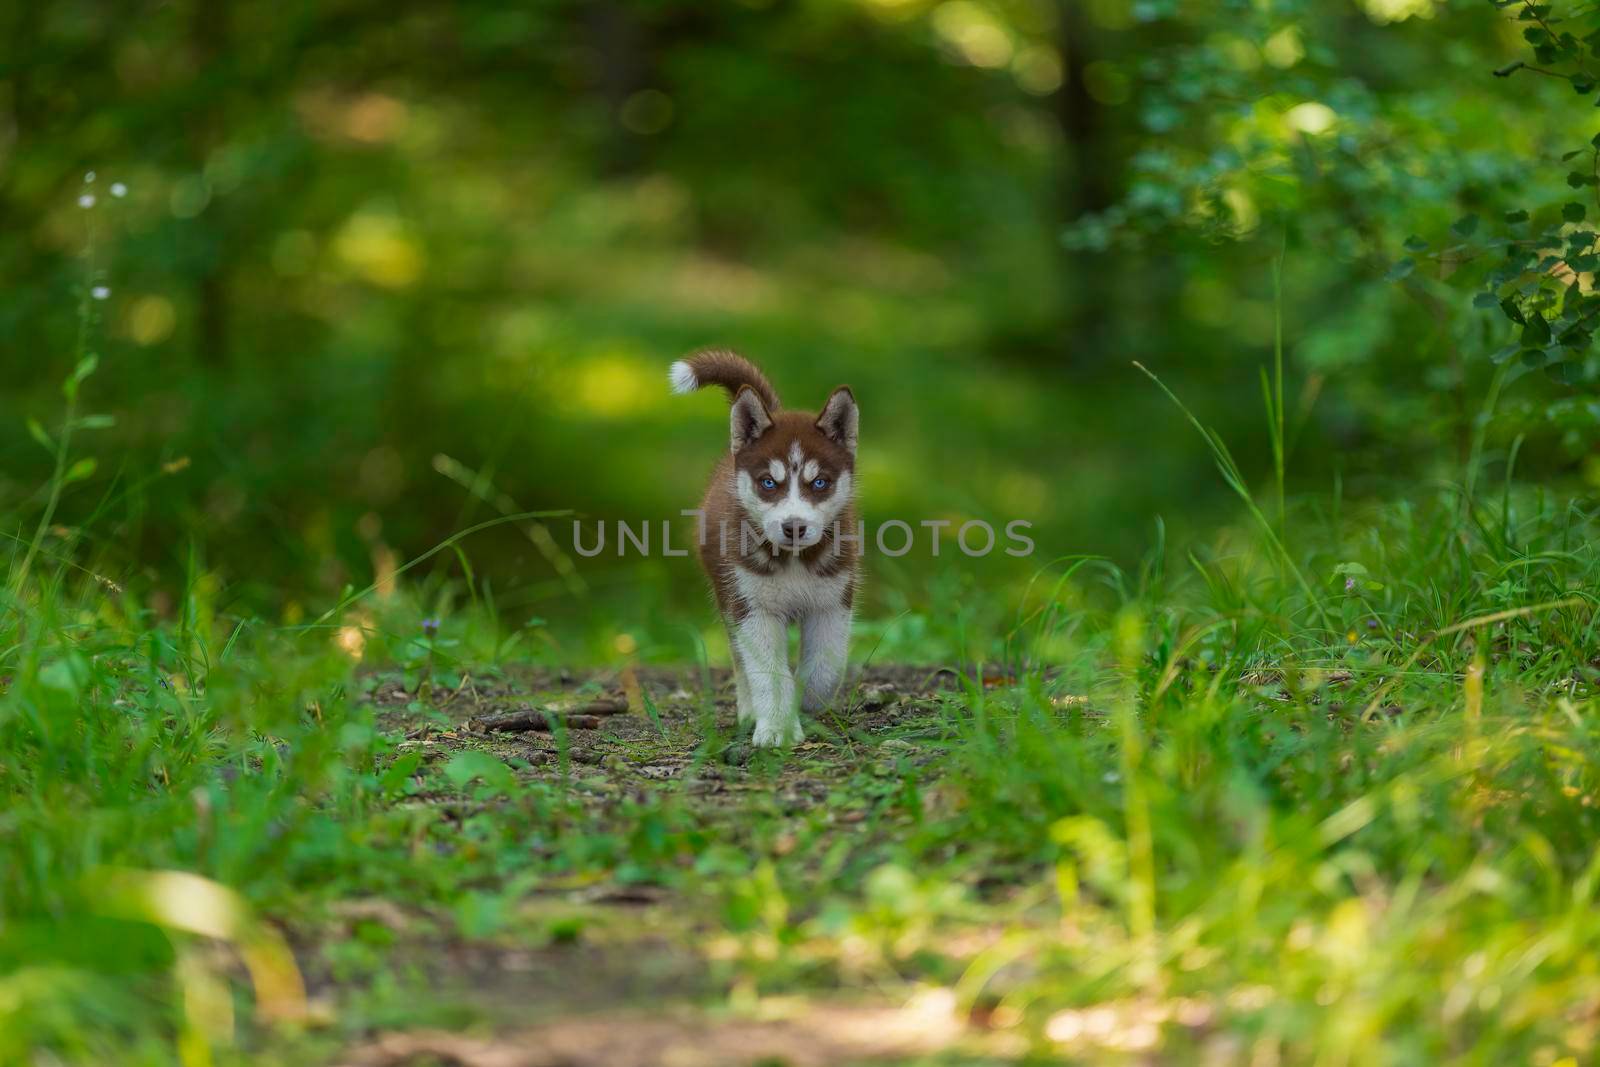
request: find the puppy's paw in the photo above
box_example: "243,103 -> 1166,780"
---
751,715 -> 804,748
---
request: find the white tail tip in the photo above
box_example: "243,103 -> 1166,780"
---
668,360 -> 698,394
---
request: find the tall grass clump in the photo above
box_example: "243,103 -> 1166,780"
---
886,349 -> 1600,1062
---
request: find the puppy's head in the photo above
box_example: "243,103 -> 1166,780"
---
730,386 -> 857,551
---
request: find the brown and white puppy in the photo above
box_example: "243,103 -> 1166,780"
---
670,349 -> 860,747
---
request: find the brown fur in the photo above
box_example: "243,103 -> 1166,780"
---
672,349 -> 861,745
694,408 -> 861,621
677,348 -> 781,412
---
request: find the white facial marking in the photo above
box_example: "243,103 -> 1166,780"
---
738,448 -> 855,550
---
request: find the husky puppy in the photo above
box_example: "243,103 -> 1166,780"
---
669,349 -> 860,747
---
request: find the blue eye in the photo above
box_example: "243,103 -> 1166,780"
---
760,477 -> 777,490
812,477 -> 830,490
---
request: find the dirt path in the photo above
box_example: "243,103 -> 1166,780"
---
368,663 -> 964,824
321,664 -> 994,1067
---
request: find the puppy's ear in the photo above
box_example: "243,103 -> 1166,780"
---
815,386 -> 858,454
730,386 -> 773,451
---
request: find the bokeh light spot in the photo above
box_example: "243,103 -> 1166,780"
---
1263,26 -> 1304,68
334,213 -> 424,288
344,93 -> 409,143
170,176 -> 211,219
572,354 -> 658,417
128,295 -> 177,345
1286,101 -> 1337,135
933,2 -> 1014,69
1013,45 -> 1063,95
1359,0 -> 1436,24
860,0 -> 925,21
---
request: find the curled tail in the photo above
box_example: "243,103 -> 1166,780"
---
668,348 -> 781,411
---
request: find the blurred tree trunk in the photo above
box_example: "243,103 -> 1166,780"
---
0,5 -> 41,209
588,0 -> 647,175
1055,1 -> 1119,369
190,0 -> 231,368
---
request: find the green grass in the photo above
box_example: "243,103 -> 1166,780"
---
4,448 -> 1598,1064
5,293 -> 1600,1064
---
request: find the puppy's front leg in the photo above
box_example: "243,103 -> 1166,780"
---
727,628 -> 754,725
733,610 -> 801,747
799,607 -> 851,713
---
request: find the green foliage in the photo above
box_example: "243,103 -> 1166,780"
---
5,0 -> 1597,619
5,447 -> 1599,1062
1066,0 -> 1600,461
3,2 -> 1600,1063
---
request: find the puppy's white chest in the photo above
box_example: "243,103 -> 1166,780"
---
732,560 -> 848,619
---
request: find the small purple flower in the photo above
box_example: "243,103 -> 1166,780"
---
421,617 -> 440,637
1344,577 -> 1357,593
1366,618 -> 1379,630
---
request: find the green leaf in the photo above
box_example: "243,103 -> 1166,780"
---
39,655 -> 89,696
61,355 -> 98,401
1523,315 -> 1553,347
1403,235 -> 1429,253
74,414 -> 115,431
63,458 -> 97,483
378,752 -> 423,794
1547,360 -> 1581,384
1559,326 -> 1591,349
1564,202 -> 1587,222
442,751 -> 515,796
1472,292 -> 1500,309
1505,209 -> 1530,224
1384,258 -> 1416,281
1451,214 -> 1480,237
1500,297 -> 1526,325
26,418 -> 53,452
1570,171 -> 1593,187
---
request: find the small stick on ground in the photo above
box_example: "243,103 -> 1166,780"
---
478,709 -> 606,733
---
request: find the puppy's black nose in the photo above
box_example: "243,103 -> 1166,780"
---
781,521 -> 808,543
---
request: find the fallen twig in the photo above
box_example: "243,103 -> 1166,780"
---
478,708 -> 605,732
